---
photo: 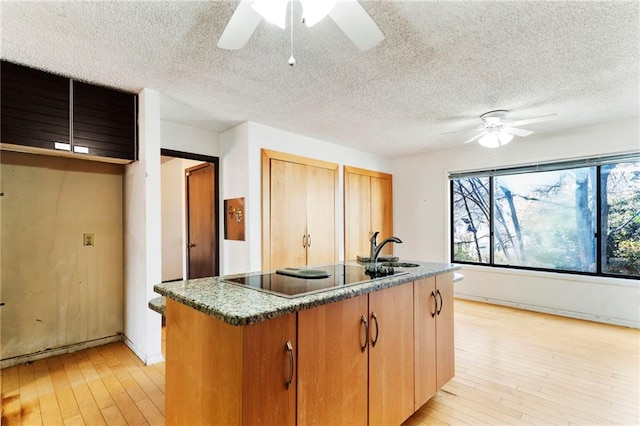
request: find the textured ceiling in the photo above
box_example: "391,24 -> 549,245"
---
1,1 -> 638,158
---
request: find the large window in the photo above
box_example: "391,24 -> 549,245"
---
451,157 -> 640,278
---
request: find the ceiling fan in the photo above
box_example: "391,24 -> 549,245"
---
460,110 -> 559,148
217,0 -> 385,52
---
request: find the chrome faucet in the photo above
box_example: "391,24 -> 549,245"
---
369,231 -> 403,263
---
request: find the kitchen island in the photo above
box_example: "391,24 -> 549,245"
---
153,261 -> 459,426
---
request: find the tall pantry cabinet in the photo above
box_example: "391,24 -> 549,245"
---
344,166 -> 394,260
262,150 -> 338,270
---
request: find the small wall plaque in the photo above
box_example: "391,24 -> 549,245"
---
224,198 -> 245,241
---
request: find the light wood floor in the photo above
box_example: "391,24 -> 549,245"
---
2,300 -> 639,425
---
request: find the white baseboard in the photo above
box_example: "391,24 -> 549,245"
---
455,293 -> 639,329
0,335 -> 122,369
122,335 -> 165,365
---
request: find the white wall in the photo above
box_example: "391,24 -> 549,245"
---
123,88 -> 163,364
161,158 -> 185,282
161,120 -> 221,157
220,123 -> 251,275
1,152 -> 123,367
393,117 -> 640,327
125,116 -> 220,364
220,121 -> 393,275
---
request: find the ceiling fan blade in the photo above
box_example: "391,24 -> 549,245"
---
217,0 -> 262,50
441,127 -> 485,135
463,131 -> 487,144
506,127 -> 534,137
329,0 -> 384,51
508,113 -> 558,127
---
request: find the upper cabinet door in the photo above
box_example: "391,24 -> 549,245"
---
1,61 -> 70,149
73,81 -> 136,160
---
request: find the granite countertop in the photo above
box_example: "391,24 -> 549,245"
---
153,261 -> 459,326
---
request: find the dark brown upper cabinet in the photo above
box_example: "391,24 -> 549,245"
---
73,81 -> 136,160
1,61 -> 70,150
1,60 -> 137,162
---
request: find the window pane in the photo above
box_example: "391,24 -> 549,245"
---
494,168 -> 597,272
601,161 -> 640,277
452,177 -> 490,263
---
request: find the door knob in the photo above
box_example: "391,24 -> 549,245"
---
188,242 -> 196,248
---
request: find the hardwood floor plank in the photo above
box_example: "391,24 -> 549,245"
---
46,357 -> 81,421
2,300 -> 638,426
18,363 -> 43,425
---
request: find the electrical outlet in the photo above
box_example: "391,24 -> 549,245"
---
83,233 -> 95,247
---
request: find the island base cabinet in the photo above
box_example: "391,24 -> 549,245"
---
165,299 -> 296,426
297,283 -> 415,426
368,282 -> 415,426
435,272 -> 455,388
297,294 -> 369,425
414,277 -> 438,408
414,273 -> 455,410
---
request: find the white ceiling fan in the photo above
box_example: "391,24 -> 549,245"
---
217,0 -> 385,52
461,110 -> 559,148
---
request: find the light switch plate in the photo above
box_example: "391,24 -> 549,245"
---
83,233 -> 95,246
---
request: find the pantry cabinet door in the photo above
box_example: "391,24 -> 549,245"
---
306,164 -> 336,266
270,159 -> 308,270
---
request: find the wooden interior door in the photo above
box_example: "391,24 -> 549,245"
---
371,176 -> 394,256
305,164 -> 336,266
186,163 -> 217,279
414,277 -> 437,409
436,272 -> 455,388
368,283 -> 415,425
344,172 -> 371,261
270,159 -> 307,269
297,295 -> 368,425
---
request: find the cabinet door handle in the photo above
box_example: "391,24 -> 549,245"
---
307,234 -> 311,247
188,242 -> 196,248
430,291 -> 437,318
436,289 -> 443,315
285,340 -> 294,389
302,234 -> 307,248
371,312 -> 380,347
360,315 -> 369,352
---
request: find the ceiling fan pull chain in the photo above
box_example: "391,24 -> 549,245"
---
288,0 -> 296,66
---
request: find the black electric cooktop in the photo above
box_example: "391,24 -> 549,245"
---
224,264 -> 407,298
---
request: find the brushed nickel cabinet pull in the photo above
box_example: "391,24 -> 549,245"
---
307,234 -> 311,247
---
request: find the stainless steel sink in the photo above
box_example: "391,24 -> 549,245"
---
380,262 -> 420,268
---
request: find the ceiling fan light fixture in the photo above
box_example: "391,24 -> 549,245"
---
300,0 -> 337,26
252,0 -> 289,29
498,131 -> 514,145
478,133 -> 500,148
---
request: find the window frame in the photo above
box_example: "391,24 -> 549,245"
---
449,154 -> 640,280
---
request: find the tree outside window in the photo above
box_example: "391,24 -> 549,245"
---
451,160 -> 639,278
